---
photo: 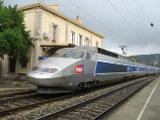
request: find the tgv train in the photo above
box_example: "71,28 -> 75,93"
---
27,46 -> 160,93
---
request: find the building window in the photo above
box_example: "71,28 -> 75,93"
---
52,24 -> 58,41
79,34 -> 83,46
84,37 -> 90,46
49,23 -> 58,41
71,31 -> 75,45
96,41 -> 99,47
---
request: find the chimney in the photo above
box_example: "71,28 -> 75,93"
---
75,16 -> 82,24
49,4 -> 59,11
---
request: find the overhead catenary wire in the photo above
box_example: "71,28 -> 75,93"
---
134,0 -> 160,36
120,0 -> 146,39
50,0 -> 133,42
52,0 -> 98,28
106,0 -> 143,41
134,0 -> 154,27
68,0 -> 117,36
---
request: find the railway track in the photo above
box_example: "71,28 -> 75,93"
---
0,84 -> 113,117
0,76 -> 156,119
35,78 -> 152,120
0,89 -> 35,100
0,92 -> 73,117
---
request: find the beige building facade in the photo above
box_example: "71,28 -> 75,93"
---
0,3 -> 104,75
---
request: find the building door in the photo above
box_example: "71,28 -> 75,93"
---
9,57 -> 16,73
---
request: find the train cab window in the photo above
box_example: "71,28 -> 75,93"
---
54,48 -> 84,59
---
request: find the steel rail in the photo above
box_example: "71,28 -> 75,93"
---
93,79 -> 151,120
0,78 -> 126,117
35,78 -> 153,120
0,76 -> 155,118
0,93 -> 72,117
0,89 -> 35,100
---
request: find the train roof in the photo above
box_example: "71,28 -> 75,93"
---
74,46 -> 98,53
74,47 -> 160,69
75,46 -> 125,59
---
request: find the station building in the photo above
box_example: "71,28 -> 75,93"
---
0,3 -> 104,75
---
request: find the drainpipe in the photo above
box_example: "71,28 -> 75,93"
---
33,8 -> 42,67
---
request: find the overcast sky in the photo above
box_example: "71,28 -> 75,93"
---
4,0 -> 160,56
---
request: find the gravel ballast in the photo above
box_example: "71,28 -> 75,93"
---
1,77 -> 153,120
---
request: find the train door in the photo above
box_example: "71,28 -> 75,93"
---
84,52 -> 94,81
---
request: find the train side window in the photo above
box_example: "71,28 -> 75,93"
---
86,53 -> 90,59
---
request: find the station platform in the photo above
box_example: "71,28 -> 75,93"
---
0,78 -> 35,94
104,76 -> 160,120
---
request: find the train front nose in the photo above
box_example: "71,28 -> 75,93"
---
27,57 -> 81,87
27,67 -> 61,86
28,72 -> 64,87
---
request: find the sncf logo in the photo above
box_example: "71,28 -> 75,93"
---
75,64 -> 84,74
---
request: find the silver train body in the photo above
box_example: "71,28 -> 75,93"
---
27,47 -> 160,93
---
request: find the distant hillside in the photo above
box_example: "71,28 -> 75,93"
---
129,54 -> 160,67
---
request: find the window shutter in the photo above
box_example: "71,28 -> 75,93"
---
49,24 -> 53,40
55,27 -> 60,42
70,32 -> 72,44
81,36 -> 83,46
77,34 -> 79,46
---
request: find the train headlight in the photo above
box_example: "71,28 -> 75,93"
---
45,68 -> 58,73
32,67 -> 58,73
75,64 -> 84,74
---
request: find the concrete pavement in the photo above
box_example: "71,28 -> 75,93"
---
103,76 -> 160,120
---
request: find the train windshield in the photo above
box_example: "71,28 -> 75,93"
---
53,48 -> 84,59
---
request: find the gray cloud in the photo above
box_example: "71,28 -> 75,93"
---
5,0 -> 160,55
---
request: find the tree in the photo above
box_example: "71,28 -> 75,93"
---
0,1 -> 33,67
0,0 -> 3,7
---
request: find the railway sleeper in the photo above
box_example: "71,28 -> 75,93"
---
75,108 -> 97,117
63,112 -> 93,120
